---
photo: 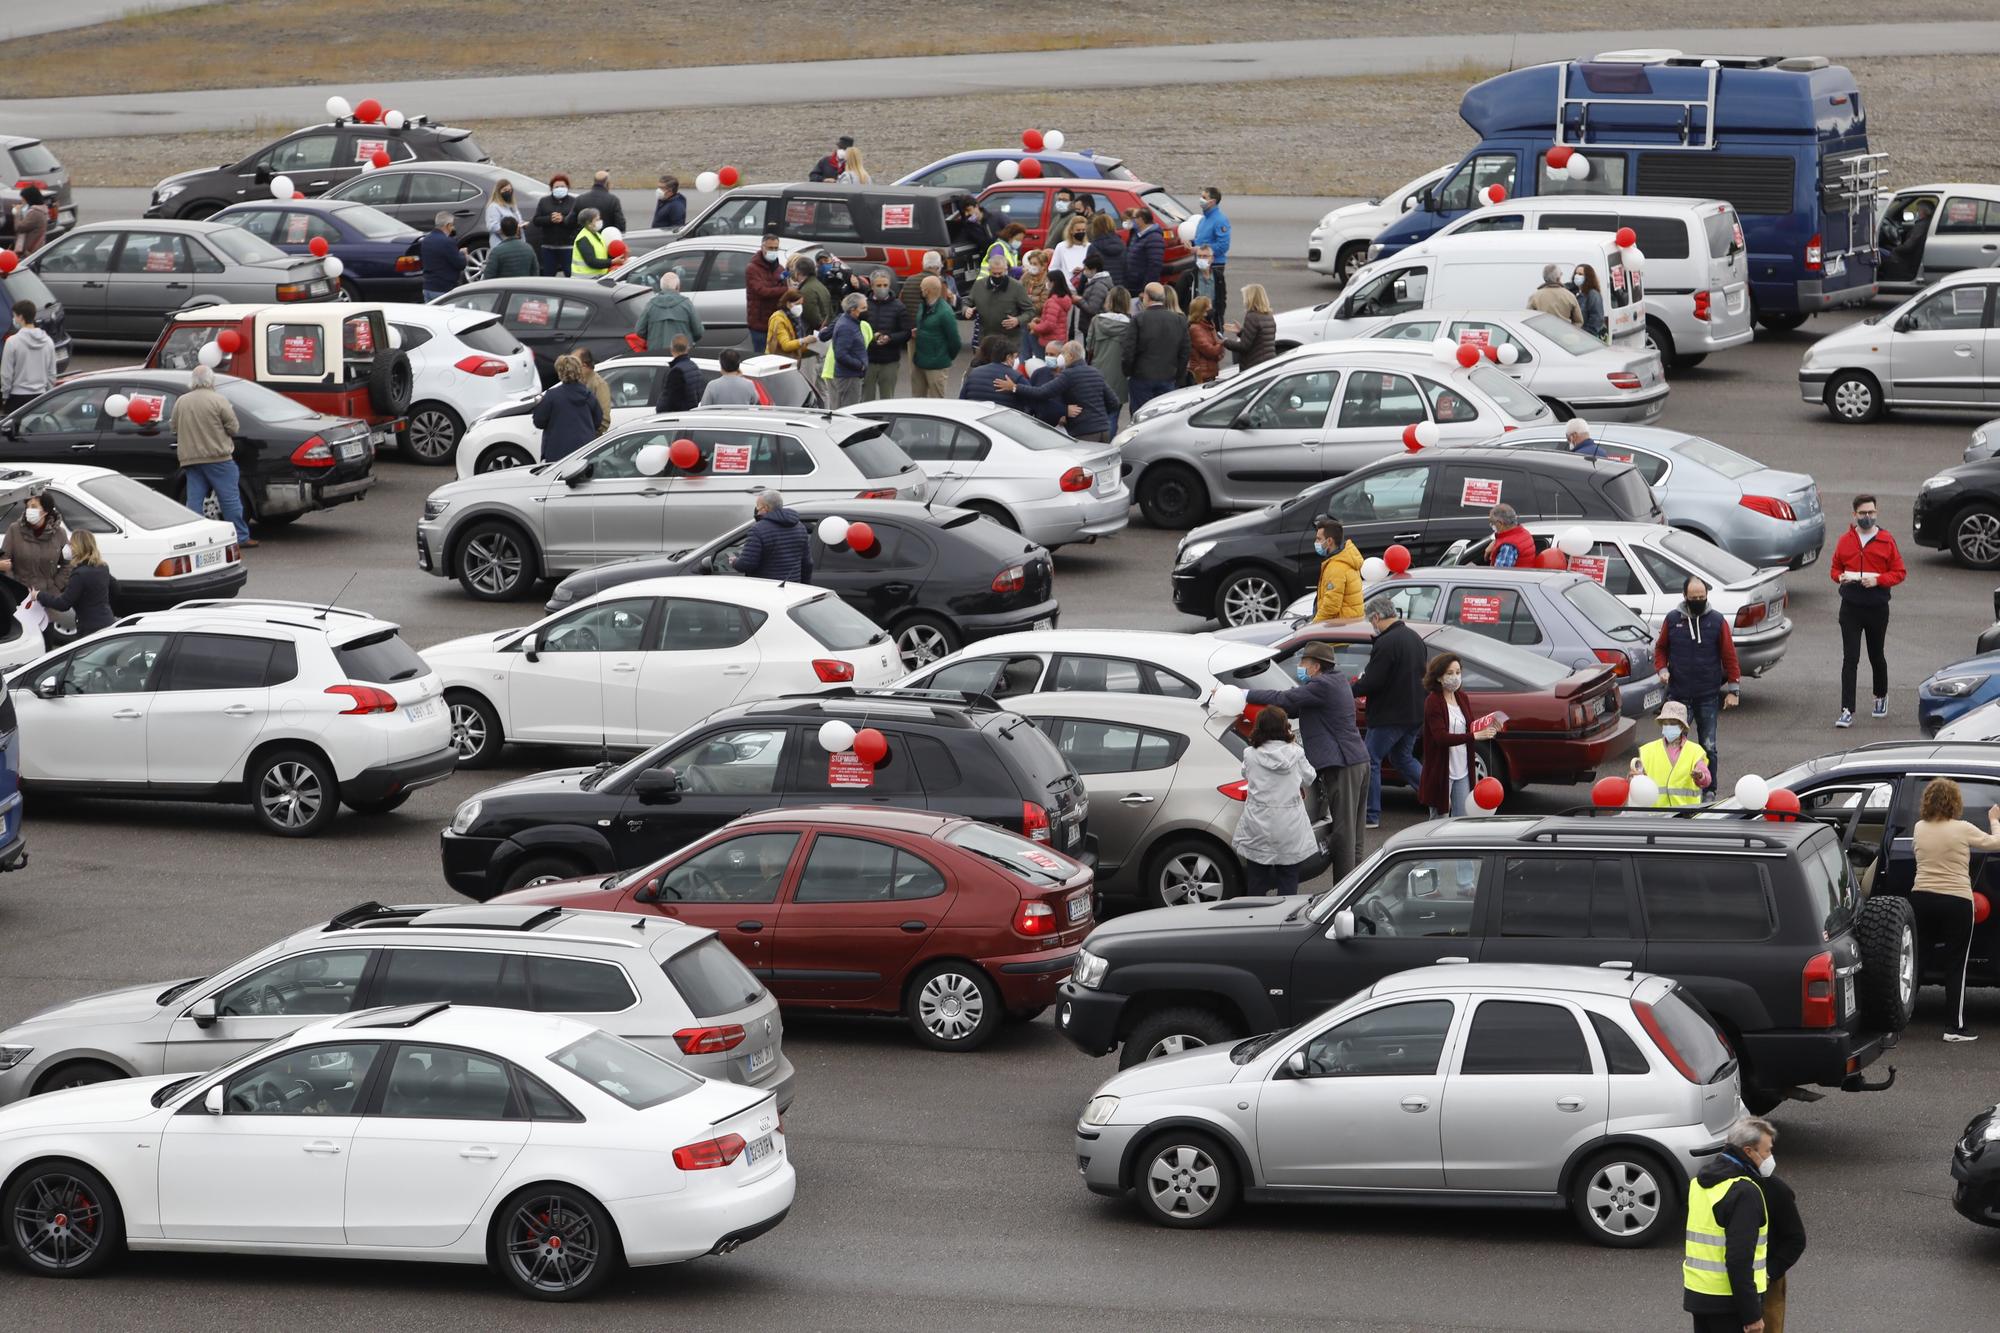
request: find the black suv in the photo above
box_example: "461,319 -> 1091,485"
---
1170,446 -> 1665,627
1058,813 -> 1909,1113
442,688 -> 1091,899
1914,453 -> 2000,569
145,116 -> 489,221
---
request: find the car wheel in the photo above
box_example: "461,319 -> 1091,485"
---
1145,837 -> 1240,908
248,747 -> 339,837
403,402 -> 464,467
1825,372 -> 1883,424
1757,311 -> 1809,333
1854,893 -> 1917,1032
489,1184 -> 619,1302
1137,464 -> 1209,529
893,613 -> 960,670
455,520 -> 537,600
965,501 -> 1019,531
1119,1006 -> 1241,1069
4,1159 -> 123,1277
1334,243 -> 1368,286
368,349 -> 415,416
461,241 -> 491,283
30,1060 -> 123,1096
1674,353 -> 1707,370
1951,504 -> 2000,569
445,689 -> 505,768
1214,567 -> 1285,627
177,200 -> 222,221
335,279 -> 360,303
1644,319 -> 1676,368
1132,1129 -> 1239,1229
905,961 -> 1003,1051
501,856 -> 585,894
476,443 -> 536,473
1569,1147 -> 1676,1247
342,791 -> 412,815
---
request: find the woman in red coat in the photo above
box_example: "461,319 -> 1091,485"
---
1419,653 -> 1499,817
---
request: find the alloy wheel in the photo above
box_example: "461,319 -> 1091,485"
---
896,622 -> 952,669
1957,511 -> 2000,565
12,1174 -> 103,1272
448,701 -> 488,760
1337,246 -> 1367,284
1145,1032 -> 1208,1060
1158,851 -> 1227,905
1832,379 -> 1874,420
1221,576 -> 1281,626
1145,1145 -> 1221,1220
478,447 -> 533,473
463,532 -> 523,595
504,1195 -> 600,1294
461,244 -> 491,283
407,409 -> 458,462
916,971 -> 986,1043
1898,923 -> 1917,1014
1583,1160 -> 1661,1239
258,761 -> 324,831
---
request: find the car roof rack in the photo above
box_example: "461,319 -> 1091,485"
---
810,685 -> 1004,711
325,900 -> 423,931
1533,808 -> 1792,848
389,905 -> 568,932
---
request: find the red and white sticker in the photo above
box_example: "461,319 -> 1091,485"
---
280,334 -> 318,363
1609,265 -> 1627,291
345,320 -> 374,353
1567,553 -> 1609,584
354,138 -> 387,164
143,249 -> 177,272
1460,476 -> 1502,507
516,299 -> 551,327
785,199 -> 817,226
1458,593 -> 1502,625
881,203 -> 915,229
710,443 -> 751,473
827,752 -> 874,788
1457,327 -> 1491,347
126,392 -> 167,422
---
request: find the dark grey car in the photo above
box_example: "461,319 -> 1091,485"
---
0,136 -> 76,246
325,162 -> 545,280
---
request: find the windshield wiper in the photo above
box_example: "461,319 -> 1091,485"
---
599,873 -> 621,890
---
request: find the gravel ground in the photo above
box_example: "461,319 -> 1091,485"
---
50,55 -> 2000,198
4,0 -> 1994,98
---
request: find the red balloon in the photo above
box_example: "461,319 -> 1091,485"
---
846,520 -> 876,553
1615,226 -> 1637,248
1485,184 -> 1508,204
608,239 -> 629,259
1018,158 -> 1044,180
718,165 -> 741,188
354,98 -> 382,124
125,397 -> 155,424
853,727 -> 888,764
1482,344 -> 1500,362
1547,145 -> 1575,169
1384,543 -> 1412,574
1454,343 -> 1480,369
1977,892 -> 1993,925
623,332 -> 647,354
668,437 -> 700,470
370,149 -> 390,170
1472,776 -> 1504,811
1536,548 -> 1570,569
1401,423 -> 1423,452
291,191 -> 305,199
0,251 -> 17,274
216,329 -> 243,354
1592,775 -> 1631,807
307,236 -> 330,257
1021,129 -> 1045,152
1763,788 -> 1802,822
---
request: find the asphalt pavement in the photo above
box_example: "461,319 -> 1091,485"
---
4,261 -> 2000,1329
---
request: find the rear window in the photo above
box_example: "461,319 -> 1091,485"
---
1426,625 -> 1575,688
1465,364 -> 1549,422
662,938 -> 767,1018
1601,468 -> 1658,520
0,268 -> 58,312
1661,528 -> 1757,585
1523,313 -> 1609,356
437,134 -> 487,163
1562,579 -> 1649,642
1647,987 -> 1736,1084
1625,215 -> 1691,260
1804,832 -> 1858,938
1670,433 -> 1761,481
788,595 -> 885,650
1638,856 -> 1773,941
837,427 -> 916,480
217,377 -> 316,422
982,409 -> 1084,451
334,629 -> 428,682
10,142 -> 61,177
1704,208 -> 1744,259
1140,189 -> 1193,223
455,318 -> 523,357
333,205 -> 410,240
206,227 -> 287,264
81,473 -> 209,531
942,821 -> 1073,884
995,713 -> 1078,797
548,1030 -> 699,1109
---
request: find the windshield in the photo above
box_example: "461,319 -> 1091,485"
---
10,142 -> 61,176
206,227 -> 288,264
982,408 -> 1088,451
82,473 -> 211,530
1140,189 -> 1192,223
218,377 -> 317,421
1230,1026 -> 1300,1065
790,594 -> 886,650
1672,433 -> 1763,481
1523,312 -> 1610,356
837,428 -> 916,480
439,134 -> 488,163
1465,364 -> 1549,421
0,268 -> 58,311
332,204 -> 413,239
1662,528 -> 1758,585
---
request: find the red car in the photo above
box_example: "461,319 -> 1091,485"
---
1269,621 -> 1636,790
497,806 -> 1094,1051
975,180 -> 1196,277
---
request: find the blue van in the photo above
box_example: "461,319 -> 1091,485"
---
1368,52 -> 1882,330
0,689 -> 22,876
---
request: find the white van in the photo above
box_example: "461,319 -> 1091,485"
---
1428,196 -> 1753,369
1274,231 -> 1649,355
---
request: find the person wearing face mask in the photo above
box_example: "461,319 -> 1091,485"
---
765,287 -> 816,364
1229,705 -> 1320,897
639,271 -> 704,354
1654,575 -> 1739,785
569,209 -> 613,279
532,174 -> 579,276
960,260 -> 1037,363
1352,594 -> 1428,827
574,170 -> 626,235
1191,187 -> 1231,322
1309,517 -> 1364,622
482,216 -> 538,279
0,492 -> 71,599
35,529 -> 112,639
651,175 -> 686,230
1830,492 -> 1903,727
745,235 -> 791,356
1684,1117 -> 1784,1333
1241,641 -> 1369,877
1189,245 -> 1217,309
1121,207 -> 1165,295
1085,212 -> 1126,279
1050,217 -> 1092,294
419,212 -> 467,302
483,180 -> 523,256
1630,701 -> 1711,807
791,256 -> 835,335
910,275 -> 963,399
1571,262 -> 1608,340
862,270 -> 912,401
1420,652 -> 1502,817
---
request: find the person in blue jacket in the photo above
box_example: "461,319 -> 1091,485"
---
1192,186 -> 1232,324
419,212 -> 467,301
531,355 -> 601,462
732,491 -> 813,583
821,292 -> 870,409
959,336 -> 1027,403
651,175 -> 686,230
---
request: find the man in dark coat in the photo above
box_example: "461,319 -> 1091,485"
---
809,137 -> 854,182
1653,575 -> 1740,788
419,212 -> 467,301
654,336 -> 705,413
1684,1117 -> 1782,1333
651,175 -> 687,230
1123,284 -> 1190,417
731,491 -> 813,583
1244,641 -> 1370,876
1351,594 -> 1428,827
574,170 -> 626,234
863,270 -> 912,401
1004,341 -> 1121,441
1122,208 -> 1165,293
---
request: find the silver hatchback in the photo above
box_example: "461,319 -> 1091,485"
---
1075,962 -> 1740,1247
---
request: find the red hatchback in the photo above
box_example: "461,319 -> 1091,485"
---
975,180 -> 1196,276
497,806 -> 1094,1051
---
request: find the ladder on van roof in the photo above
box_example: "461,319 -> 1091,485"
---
1553,58 -> 1719,152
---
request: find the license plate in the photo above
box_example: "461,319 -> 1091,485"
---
1826,254 -> 1846,277
405,698 -> 435,722
744,1133 -> 775,1165
745,1045 -> 774,1076
337,440 -> 364,461
1644,689 -> 1664,710
195,547 -> 222,569
1727,289 -> 1746,314
1033,618 -> 1053,631
1842,974 -> 1856,1015
1066,893 -> 1090,923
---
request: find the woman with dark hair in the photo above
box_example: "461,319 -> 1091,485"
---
1913,775 -> 2000,1041
1230,705 -> 1319,896
1419,652 -> 1500,818
1572,263 -> 1607,341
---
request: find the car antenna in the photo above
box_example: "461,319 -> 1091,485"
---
319,571 -> 359,621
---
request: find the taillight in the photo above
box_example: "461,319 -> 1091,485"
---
275,281 -> 314,301
1606,372 -> 1644,390
1593,648 -> 1631,678
395,255 -> 421,272
811,659 -> 854,683
991,564 -> 1026,594
673,1024 -> 745,1054
1632,999 -> 1701,1082
1022,801 -> 1052,843
855,487 -> 896,499
1014,900 -> 1059,937
325,684 -> 397,714
1059,466 -> 1092,492
225,543 -> 241,562
454,355 -> 510,377
1568,702 -> 1588,730
1735,602 -> 1768,630
1805,233 -> 1823,272
1801,950 -> 1837,1028
1738,494 -> 1796,522
1692,290 -> 1712,322
291,434 -> 334,467
752,379 -> 771,406
672,1134 -> 746,1171
1217,779 -> 1249,801
153,555 -> 192,577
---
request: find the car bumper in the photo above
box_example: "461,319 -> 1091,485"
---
1055,980 -> 1128,1056
415,523 -> 446,576
611,1163 -> 796,1267
958,598 -> 1060,642
1500,715 -> 1638,786
1951,1144 -> 2000,1226
343,744 -> 457,804
1013,486 -> 1132,548
1918,690 -> 1978,737
1169,566 -> 1225,619
441,829 -> 505,898
985,946 -> 1083,1011
1075,1118 -> 1150,1196
1567,387 -> 1668,425
1722,510 -> 1826,569
1772,278 -> 1877,317
1738,1026 -> 1895,1092
1734,618 -> 1793,677
1797,369 -> 1830,405
115,562 -> 247,610
255,472 -> 376,517
1617,678 -> 1666,719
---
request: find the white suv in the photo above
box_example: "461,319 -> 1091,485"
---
4,599 -> 454,835
383,304 -> 539,467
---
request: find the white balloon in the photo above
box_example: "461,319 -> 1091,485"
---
1627,774 -> 1660,808
1413,420 -> 1441,449
270,174 -> 295,199
321,255 -> 344,278
1043,129 -> 1066,151
817,719 -> 856,754
1734,773 -> 1770,811
602,226 -> 622,244
694,170 -> 720,193
325,96 -> 352,120
387,325 -> 404,349
103,394 -> 130,419
384,110 -> 406,130
994,159 -> 1021,182
1179,217 -> 1199,244
1624,245 -> 1647,271
1557,526 -> 1593,558
1431,337 -> 1458,362
817,516 -> 851,546
196,341 -> 223,368
1496,342 -> 1520,365
1209,684 -> 1248,718
1566,154 -> 1591,181
1360,556 -> 1390,583
634,443 -> 670,476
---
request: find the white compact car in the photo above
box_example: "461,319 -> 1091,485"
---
0,1004 -> 793,1301
5,599 -> 454,835
0,464 -> 243,612
381,304 -> 540,466
1307,166 -> 1451,284
898,628 -> 1293,700
1363,309 -> 1668,423
425,577 -> 903,767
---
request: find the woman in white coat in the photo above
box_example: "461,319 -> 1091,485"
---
1231,705 -> 1320,897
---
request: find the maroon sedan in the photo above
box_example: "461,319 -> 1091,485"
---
498,806 -> 1094,1051
1268,621 -> 1636,790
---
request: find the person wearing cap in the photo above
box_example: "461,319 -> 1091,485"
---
1631,701 -> 1712,807
1352,594 -> 1429,828
810,137 -> 854,183
1242,641 -> 1369,877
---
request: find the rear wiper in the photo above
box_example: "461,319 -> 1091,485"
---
388,667 -> 423,681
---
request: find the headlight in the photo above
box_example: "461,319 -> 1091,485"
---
154,184 -> 185,203
1111,427 -> 1138,448
548,583 -> 577,606
1082,1094 -> 1121,1126
1921,474 -> 1958,492
0,1045 -> 32,1071
1366,242 -> 1385,261
449,799 -> 483,835
1974,428 -> 1989,450
1072,949 -> 1108,990
1984,1117 -> 2000,1144
1929,674 -> 1989,698
1176,540 -> 1216,568
421,497 -> 452,521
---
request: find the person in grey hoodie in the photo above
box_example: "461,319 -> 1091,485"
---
1230,705 -> 1320,897
0,300 -> 57,411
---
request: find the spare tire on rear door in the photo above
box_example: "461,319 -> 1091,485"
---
369,348 -> 415,416
1853,894 -> 1917,1032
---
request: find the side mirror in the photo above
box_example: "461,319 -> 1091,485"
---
1286,1049 -> 1309,1076
634,767 -> 681,804
253,167 -> 272,184
632,876 -> 662,904
203,1085 -> 225,1115
188,996 -> 218,1028
1443,538 -> 1472,564
565,461 -> 594,487
520,630 -> 539,663
1332,908 -> 1356,942
33,675 -> 61,700
1,419 -> 15,439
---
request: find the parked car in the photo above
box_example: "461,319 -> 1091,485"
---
1118,342 -> 1555,528
0,266 -> 73,378
146,115 -> 489,220
1968,417 -> 2000,463
1952,1097 -> 2000,1226
844,398 -> 1129,548
431,278 -> 654,385
1877,183 -> 2000,295
440,688 -> 1091,898
898,149 -> 1139,191
665,183 -> 980,281
0,465 -> 244,611
609,236 -> 814,352
209,197 -> 423,300
1058,810 -> 1907,1115
1074,962 -> 1738,1246
3,599 -> 452,835
322,160 -> 542,280
1167,445 -> 1665,624
1937,698 -> 2000,741
373,304 -> 541,464
1801,270 -> 2000,423
1306,165 -> 1450,284
1363,309 -> 1667,423
975,179 -> 1195,276
497,806 -> 1094,1051
25,221 -> 336,342
455,352 -> 815,475
0,1004 -> 791,1301
0,135 -> 77,247
1,369 -> 376,530
0,897 -> 793,1108
897,629 -> 1293,703
1915,452 -> 2000,569
429,577 -> 903,767
417,407 -> 925,601
545,499 -> 1058,671
1918,649 -> 2000,734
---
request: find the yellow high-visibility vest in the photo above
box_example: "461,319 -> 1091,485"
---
1638,737 -> 1709,807
572,228 -> 612,277
1682,1174 -> 1768,1298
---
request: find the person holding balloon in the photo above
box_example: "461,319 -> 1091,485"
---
1630,702 -> 1711,808
1912,776 -> 2000,1042
174,364 -> 254,547
1229,705 -> 1321,898
1420,653 -> 1502,818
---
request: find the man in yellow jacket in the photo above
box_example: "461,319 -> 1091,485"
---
1631,700 -> 1712,807
1311,516 -> 1365,622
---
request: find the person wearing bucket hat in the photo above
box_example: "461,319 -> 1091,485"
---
1243,640 -> 1369,877
1630,700 -> 1713,808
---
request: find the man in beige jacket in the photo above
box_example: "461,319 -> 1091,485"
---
1525,263 -> 1584,326
176,364 -> 253,546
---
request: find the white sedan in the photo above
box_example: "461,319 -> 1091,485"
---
1362,309 -> 1668,424
382,304 -> 540,466
426,576 -> 903,766
898,628 -> 1293,700
0,1005 -> 793,1301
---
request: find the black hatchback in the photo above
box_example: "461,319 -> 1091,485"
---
145,115 -> 488,221
1171,445 -> 1664,626
440,688 -> 1092,899
432,278 -> 654,386
544,499 -> 1058,670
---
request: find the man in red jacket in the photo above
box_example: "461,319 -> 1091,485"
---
1482,503 -> 1538,567
1830,493 -> 1906,728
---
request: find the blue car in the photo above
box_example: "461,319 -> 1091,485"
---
897,148 -> 1137,191
1919,649 -> 2000,735
209,198 -> 422,300
0,688 -> 23,877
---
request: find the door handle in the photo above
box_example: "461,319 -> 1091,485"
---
899,920 -> 927,933
460,1146 -> 499,1160
1956,346 -> 1975,357
302,1141 -> 342,1155
609,662 -> 636,673
1390,532 -> 1422,541
1400,1095 -> 1430,1112
82,281 -> 105,289
736,920 -> 764,933
112,709 -> 143,720
221,704 -> 254,717
1119,793 -> 1156,806
1557,1096 -> 1586,1112
640,488 -> 664,497
165,282 -> 189,290
68,442 -> 96,451
723,665 -> 750,675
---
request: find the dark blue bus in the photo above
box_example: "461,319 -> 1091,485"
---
1368,52 -> 1882,329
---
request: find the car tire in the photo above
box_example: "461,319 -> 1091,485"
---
1675,353 -> 1708,370
368,349 -> 416,416
454,519 -> 538,601
30,1060 -> 123,1096
1757,312 -> 1809,333
476,443 -> 536,473
248,746 -> 340,838
445,689 -> 505,768
1120,1006 -> 1241,1069
1854,893 -> 1918,1032
177,200 -> 223,221
342,791 -> 412,815
3,1158 -> 123,1278
502,856 -> 586,894
460,239 -> 491,283
1145,837 -> 1241,909
1950,503 -> 2000,569
1214,567 -> 1286,627
1131,1129 -> 1240,1229
1334,243 -> 1368,286
487,1183 -> 620,1302
892,613 -> 960,671
403,402 -> 464,467
1137,464 -> 1209,530
1568,1146 -> 1677,1248
965,501 -> 1019,532
1644,319 -> 1677,370
1825,371 -> 1883,424
905,961 -> 1004,1051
